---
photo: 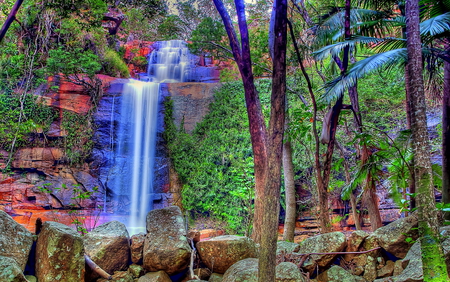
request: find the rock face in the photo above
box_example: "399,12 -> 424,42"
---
222,258 -> 259,282
297,231 -> 347,272
35,221 -> 85,282
0,256 -> 29,282
368,214 -> 418,259
196,235 -> 258,274
84,221 -> 131,280
143,206 -> 191,275
0,211 -> 34,271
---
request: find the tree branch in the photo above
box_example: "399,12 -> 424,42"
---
0,0 -> 24,42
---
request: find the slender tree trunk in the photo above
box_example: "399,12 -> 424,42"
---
442,59 -> 450,220
0,0 -> 24,42
406,0 -> 448,280
283,138 -> 296,242
363,179 -> 383,230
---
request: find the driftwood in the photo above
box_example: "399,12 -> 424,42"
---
85,254 -> 112,280
188,239 -> 200,280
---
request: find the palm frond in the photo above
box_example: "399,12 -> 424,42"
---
320,48 -> 408,103
420,12 -> 450,38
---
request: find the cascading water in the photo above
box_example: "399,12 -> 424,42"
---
112,40 -> 193,233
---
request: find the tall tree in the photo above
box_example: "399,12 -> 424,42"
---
406,0 -> 448,280
213,0 -> 287,280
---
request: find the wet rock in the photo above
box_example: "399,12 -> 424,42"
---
297,231 -> 346,273
275,262 -> 306,281
0,256 -> 28,282
368,214 -> 418,259
316,265 -> 366,282
35,221 -> 85,282
131,232 -> 146,264
221,258 -> 258,282
0,210 -> 34,271
143,206 -> 191,275
137,271 -> 172,282
84,221 -> 131,280
197,235 -> 257,274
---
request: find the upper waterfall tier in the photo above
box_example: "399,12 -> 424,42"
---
146,40 -> 194,83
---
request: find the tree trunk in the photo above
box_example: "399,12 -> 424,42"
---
363,180 -> 383,230
283,139 -> 296,242
0,0 -> 24,42
442,59 -> 450,220
406,0 -> 448,280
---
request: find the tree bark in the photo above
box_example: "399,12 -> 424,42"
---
406,0 -> 448,280
282,138 -> 296,242
0,0 -> 24,42
442,59 -> 450,220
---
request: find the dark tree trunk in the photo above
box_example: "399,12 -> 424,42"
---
442,59 -> 450,220
0,0 -> 24,42
406,0 -> 448,279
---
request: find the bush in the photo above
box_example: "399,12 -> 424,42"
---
102,48 -> 130,78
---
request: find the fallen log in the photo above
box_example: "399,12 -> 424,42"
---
85,254 -> 112,280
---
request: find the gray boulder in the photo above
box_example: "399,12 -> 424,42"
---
0,210 -> 34,271
143,206 -> 191,275
297,232 -> 347,272
209,273 -> 224,282
275,262 -> 306,281
84,221 -> 130,280
221,258 -> 258,282
35,221 -> 85,282
0,256 -> 28,282
197,235 -> 258,274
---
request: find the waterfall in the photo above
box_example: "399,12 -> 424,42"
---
112,40 -> 192,233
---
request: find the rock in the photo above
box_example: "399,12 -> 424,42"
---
35,221 -> 85,282
297,231 -> 346,273
97,271 -> 134,282
131,232 -> 146,264
0,256 -> 28,282
275,262 -> 306,281
221,258 -> 258,282
316,265 -> 366,282
393,259 -> 404,276
368,214 -> 418,259
0,210 -> 34,271
276,241 -> 300,256
128,264 -> 145,278
363,255 -> 377,281
137,271 -> 172,282
25,275 -> 37,282
197,235 -> 258,274
181,268 -> 212,282
386,241 -> 423,282
143,206 -> 191,275
344,230 -> 369,261
84,221 -> 131,280
12,148 -> 64,171
209,273 -> 224,282
377,260 -> 395,278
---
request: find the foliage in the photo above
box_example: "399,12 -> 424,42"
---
46,47 -> 102,79
102,48 -> 130,78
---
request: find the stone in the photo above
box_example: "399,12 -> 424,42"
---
276,241 -> 300,256
197,235 -> 258,274
12,148 -> 64,171
131,232 -> 146,264
221,258 -> 258,282
128,264 -> 145,278
377,260 -> 395,278
0,210 -> 34,271
84,221 -> 131,280
208,273 -> 224,282
344,230 -> 369,261
297,231 -> 347,273
143,206 -> 191,275
368,214 -> 418,259
97,271 -> 134,282
363,255 -> 377,281
385,241 -> 423,282
35,221 -> 85,282
25,275 -> 37,282
316,265 -> 365,282
137,271 -> 172,282
275,262 -> 306,281
180,268 -> 212,282
393,259 -> 404,276
0,256 -> 28,282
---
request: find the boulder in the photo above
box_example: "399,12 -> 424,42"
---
97,271 -> 134,282
296,232 -> 347,272
344,230 -> 369,261
128,264 -> 145,278
131,232 -> 146,263
143,206 -> 191,275
197,235 -> 258,274
222,258 -> 258,282
368,214 -> 418,259
276,241 -> 300,256
137,271 -> 172,282
0,256 -> 28,282
0,210 -> 34,271
275,262 -> 306,282
84,221 -> 131,280
316,265 -> 366,282
377,260 -> 395,278
181,268 -> 212,282
209,273 -> 224,282
35,221 -> 85,282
